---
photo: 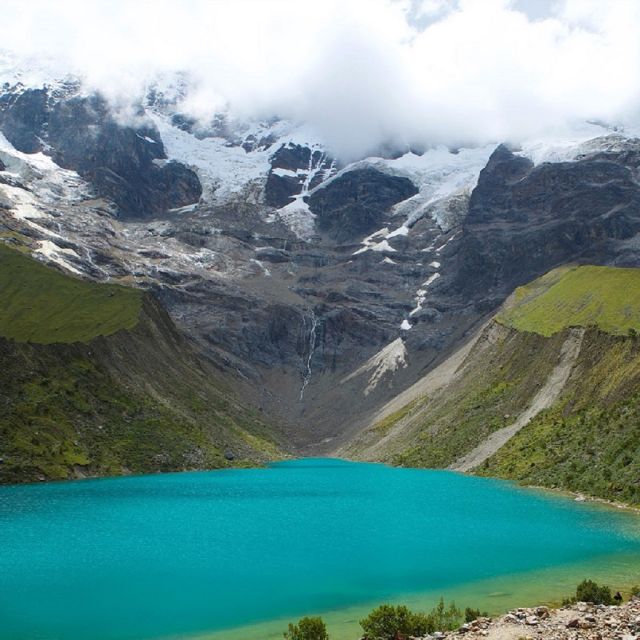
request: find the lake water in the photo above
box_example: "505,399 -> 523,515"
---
1,458 -> 639,640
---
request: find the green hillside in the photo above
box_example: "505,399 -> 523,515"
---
0,243 -> 142,344
497,265 -> 640,337
345,264 -> 640,506
478,332 -> 640,505
0,244 -> 283,482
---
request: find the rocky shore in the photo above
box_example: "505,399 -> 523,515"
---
426,598 -> 640,640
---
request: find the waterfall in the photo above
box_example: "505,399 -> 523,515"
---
299,309 -> 318,401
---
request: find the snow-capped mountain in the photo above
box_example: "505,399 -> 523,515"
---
2,59 -> 640,452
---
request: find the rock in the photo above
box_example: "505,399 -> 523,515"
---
525,615 -> 539,625
308,167 -> 418,242
224,451 -> 235,461
455,139 -> 640,298
567,618 -> 580,628
503,613 -> 519,624
0,87 -> 202,217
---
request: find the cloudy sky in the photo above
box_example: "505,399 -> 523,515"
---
3,0 -> 640,158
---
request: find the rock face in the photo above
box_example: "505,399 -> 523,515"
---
308,167 -> 418,242
455,142 -> 640,299
0,87 -> 202,216
265,144 -> 333,208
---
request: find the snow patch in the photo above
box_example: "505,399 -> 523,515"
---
343,338 -> 408,395
271,167 -> 298,178
386,225 -> 409,238
354,228 -> 398,254
407,272 -> 441,318
36,240 -> 82,275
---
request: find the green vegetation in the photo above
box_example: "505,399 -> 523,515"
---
0,243 -> 142,343
478,391 -> 640,505
576,579 -> 614,605
465,607 -> 487,622
348,264 -> 640,507
476,322 -> 640,505
0,246 -> 282,482
497,265 -> 640,337
389,329 -> 564,469
0,339 -> 280,482
359,599 -> 462,639
283,617 -> 329,640
563,579 -> 614,605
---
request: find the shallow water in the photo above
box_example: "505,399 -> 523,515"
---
1,458 -> 639,640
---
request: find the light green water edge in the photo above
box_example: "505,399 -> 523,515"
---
194,552 -> 640,640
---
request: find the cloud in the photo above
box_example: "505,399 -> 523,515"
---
2,0 -> 640,159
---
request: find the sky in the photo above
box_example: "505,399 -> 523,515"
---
3,0 -> 640,159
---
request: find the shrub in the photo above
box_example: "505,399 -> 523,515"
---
283,616 -> 329,640
360,599 -> 463,639
359,604 -> 418,640
429,597 -> 462,631
464,607 -> 487,622
575,579 -> 613,605
630,585 -> 640,597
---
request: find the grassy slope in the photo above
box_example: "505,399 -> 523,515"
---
0,243 -> 142,343
0,245 -> 283,482
347,265 -> 640,505
389,326 -> 563,468
497,265 -> 640,337
478,332 -> 640,505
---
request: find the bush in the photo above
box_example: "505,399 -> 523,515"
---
464,607 -> 487,622
360,604 -> 418,640
283,616 -> 329,640
575,579 -> 614,605
360,599 -> 463,639
429,597 -> 462,631
630,585 -> 640,597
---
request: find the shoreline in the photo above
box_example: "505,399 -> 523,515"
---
437,597 -> 640,640
3,456 -> 640,518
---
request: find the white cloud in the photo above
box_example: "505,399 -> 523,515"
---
2,0 -> 640,159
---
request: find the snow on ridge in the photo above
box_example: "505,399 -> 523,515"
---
342,337 -> 408,395
0,131 -> 88,204
36,240 -> 82,275
269,141 -> 335,240
353,228 -> 400,255
519,129 -> 640,166
150,113 -> 273,202
408,272 -> 441,317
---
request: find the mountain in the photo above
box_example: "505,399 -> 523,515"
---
0,242 -> 283,482
342,265 -> 640,505
2,62 -> 640,489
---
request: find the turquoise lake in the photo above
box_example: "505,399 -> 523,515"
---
1,458 -> 640,640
